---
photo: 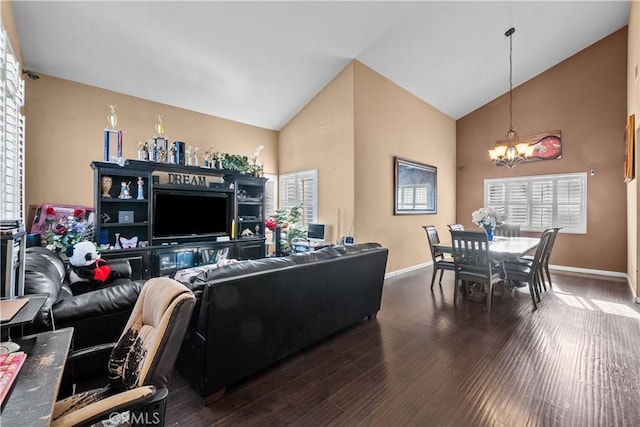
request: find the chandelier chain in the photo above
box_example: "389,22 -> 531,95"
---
508,29 -> 513,132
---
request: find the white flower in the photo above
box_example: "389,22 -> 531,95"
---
471,207 -> 506,229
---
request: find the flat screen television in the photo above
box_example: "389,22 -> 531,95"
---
153,190 -> 230,240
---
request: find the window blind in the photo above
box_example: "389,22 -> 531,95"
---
263,173 -> 278,218
485,172 -> 587,234
0,27 -> 26,222
279,170 -> 318,227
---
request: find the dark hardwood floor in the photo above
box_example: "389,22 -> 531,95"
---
164,269 -> 640,426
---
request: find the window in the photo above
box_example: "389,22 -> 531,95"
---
279,169 -> 318,227
263,173 -> 278,218
0,26 -> 26,222
485,172 -> 587,234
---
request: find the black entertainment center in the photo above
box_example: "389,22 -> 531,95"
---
91,160 -> 267,279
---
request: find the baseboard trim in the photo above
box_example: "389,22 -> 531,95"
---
548,264 -> 627,279
387,262 -> 638,303
385,262 -> 431,279
387,262 -> 625,280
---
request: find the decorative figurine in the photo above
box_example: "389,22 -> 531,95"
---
193,147 -> 200,166
114,232 -> 121,249
186,145 -> 193,166
155,114 -> 165,137
137,177 -> 145,200
107,105 -> 119,129
101,175 -> 112,198
169,143 -> 177,164
118,181 -> 132,199
137,141 -> 149,160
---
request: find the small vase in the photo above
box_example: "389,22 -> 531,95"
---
485,226 -> 494,241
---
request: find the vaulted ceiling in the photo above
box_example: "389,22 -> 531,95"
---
13,1 -> 630,131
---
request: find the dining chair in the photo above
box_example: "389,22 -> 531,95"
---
447,224 -> 465,232
494,223 -> 521,237
540,227 -> 561,289
450,230 -> 504,312
422,225 -> 456,289
519,227 -> 561,291
501,228 -> 554,310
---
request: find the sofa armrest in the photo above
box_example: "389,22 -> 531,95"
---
107,259 -> 132,280
52,280 -> 144,324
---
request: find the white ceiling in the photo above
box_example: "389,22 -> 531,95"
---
12,1 -> 630,131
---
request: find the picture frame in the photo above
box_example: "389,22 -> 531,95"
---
394,156 -> 437,215
624,114 -> 635,183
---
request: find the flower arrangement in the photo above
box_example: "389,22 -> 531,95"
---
471,207 -> 506,230
42,207 -> 94,252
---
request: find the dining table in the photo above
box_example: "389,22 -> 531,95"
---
433,236 -> 540,260
433,235 -> 541,301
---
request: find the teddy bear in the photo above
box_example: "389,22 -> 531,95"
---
66,240 -> 112,294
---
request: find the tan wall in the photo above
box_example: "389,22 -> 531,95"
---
353,61 -> 457,273
280,61 -> 456,273
279,63 -> 356,243
629,1 -> 639,297
457,28 -> 628,273
23,75 -> 278,219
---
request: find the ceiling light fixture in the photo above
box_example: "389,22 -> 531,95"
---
488,27 -> 532,168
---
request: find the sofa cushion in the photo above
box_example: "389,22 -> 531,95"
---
24,251 -> 62,326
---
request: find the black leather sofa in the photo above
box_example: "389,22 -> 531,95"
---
176,242 -> 389,404
22,246 -> 145,374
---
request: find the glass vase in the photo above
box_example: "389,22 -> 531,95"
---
485,226 -> 494,241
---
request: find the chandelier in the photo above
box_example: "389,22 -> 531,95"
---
488,27 -> 533,168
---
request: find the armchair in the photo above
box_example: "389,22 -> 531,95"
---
52,277 -> 195,427
23,246 -> 145,375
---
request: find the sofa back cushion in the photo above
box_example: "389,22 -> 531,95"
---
24,247 -> 64,326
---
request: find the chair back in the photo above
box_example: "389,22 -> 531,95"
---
450,230 -> 493,281
494,223 -> 521,237
543,227 -> 562,262
422,225 -> 445,260
108,277 -> 195,391
448,224 -> 464,232
529,229 -> 555,271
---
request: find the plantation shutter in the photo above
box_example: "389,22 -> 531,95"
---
263,173 -> 278,218
530,179 -> 553,229
506,180 -> 529,226
556,175 -> 585,233
0,26 -> 26,222
279,170 -> 318,227
484,172 -> 587,234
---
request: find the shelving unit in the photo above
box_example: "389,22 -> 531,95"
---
91,160 -> 266,279
234,176 -> 266,240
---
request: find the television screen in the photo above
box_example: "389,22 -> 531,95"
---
153,191 -> 229,239
307,223 -> 325,241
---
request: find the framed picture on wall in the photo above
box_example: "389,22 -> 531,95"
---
394,156 -> 437,215
624,114 -> 635,183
